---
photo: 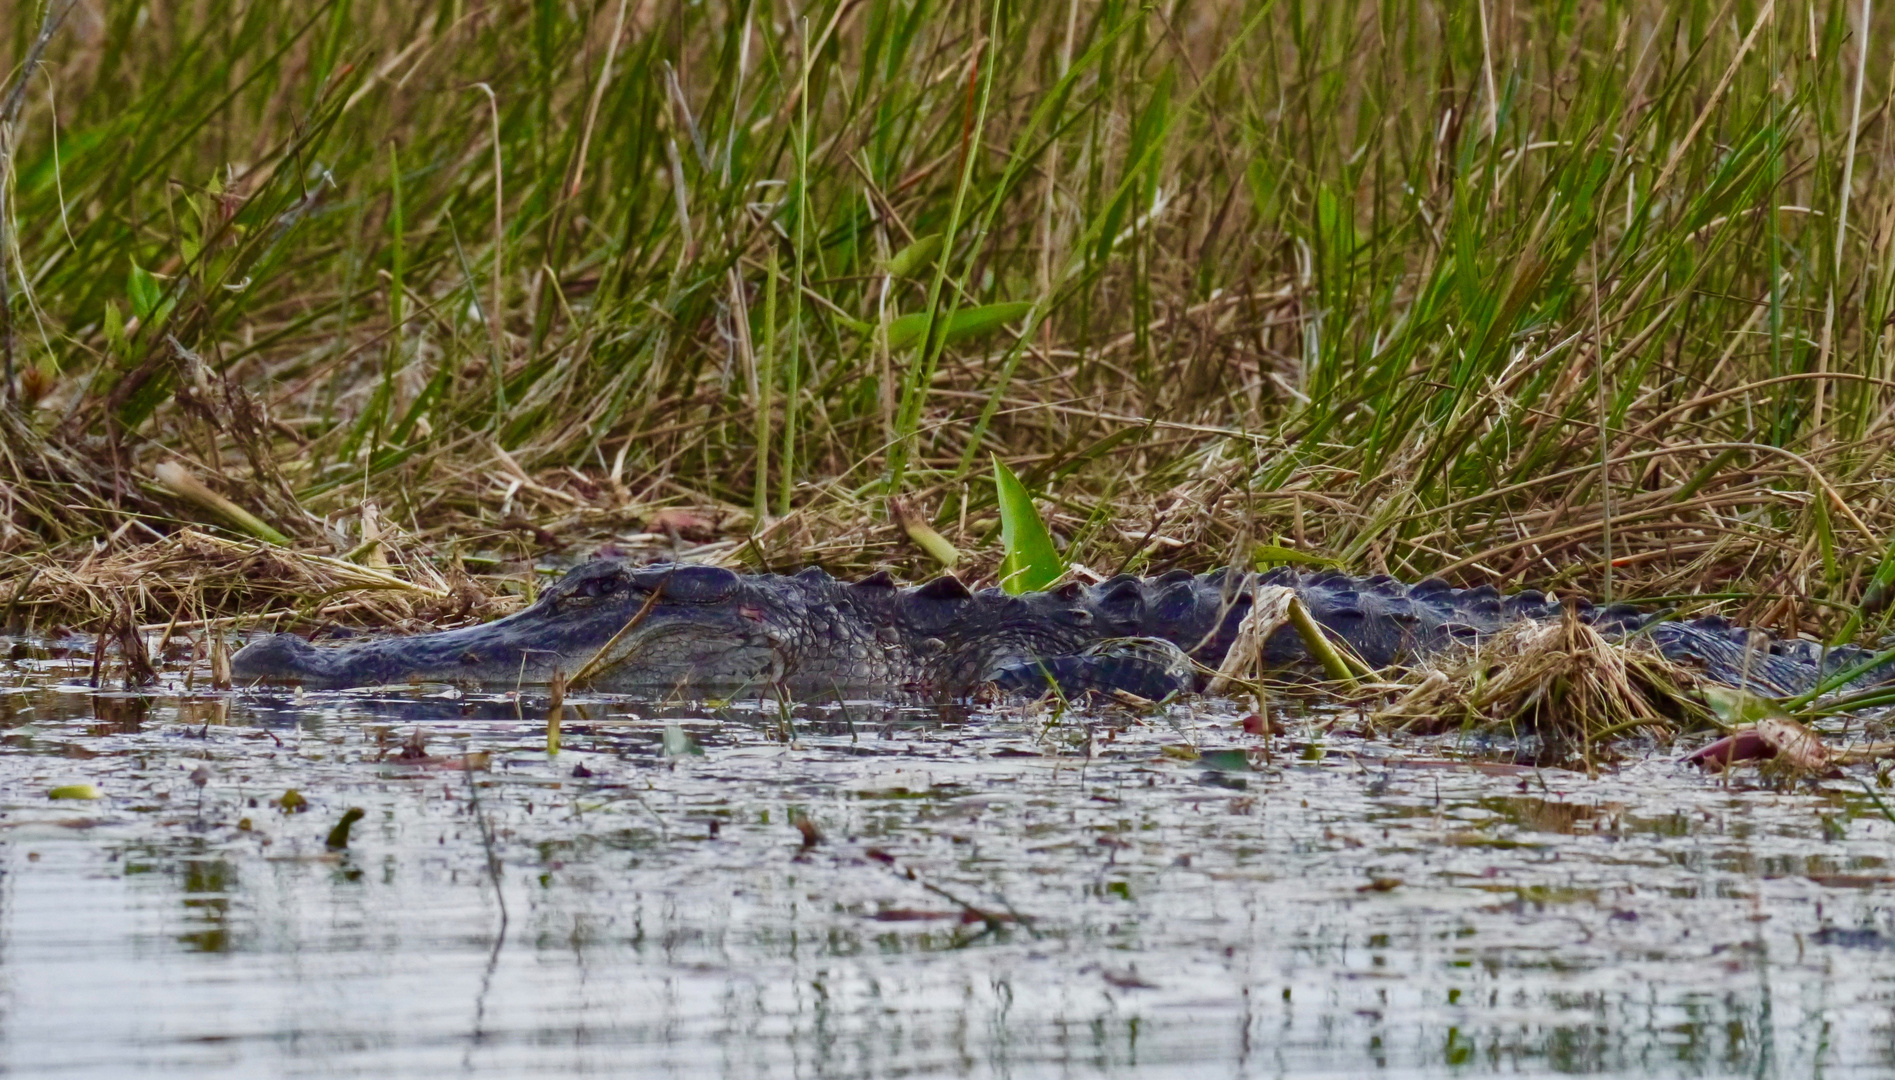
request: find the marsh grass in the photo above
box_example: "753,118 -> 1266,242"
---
2,0 -> 1895,651
1371,613 -> 1712,753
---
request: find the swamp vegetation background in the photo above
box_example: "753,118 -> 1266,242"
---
3,0 -> 1895,638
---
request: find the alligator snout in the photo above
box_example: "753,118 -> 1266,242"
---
231,633 -> 332,685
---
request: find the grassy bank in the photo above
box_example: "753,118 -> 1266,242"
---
2,0 -> 1894,638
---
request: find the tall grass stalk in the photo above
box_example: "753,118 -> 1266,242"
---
779,15 -> 808,520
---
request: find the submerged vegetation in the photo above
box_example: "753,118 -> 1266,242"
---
1,0 -> 1894,662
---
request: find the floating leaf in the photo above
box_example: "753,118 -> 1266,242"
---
663,724 -> 704,757
992,455 -> 1062,594
885,301 -> 1032,351
48,784 -> 101,800
1198,749 -> 1251,772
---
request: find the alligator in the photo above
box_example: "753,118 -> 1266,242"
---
230,560 -> 1895,701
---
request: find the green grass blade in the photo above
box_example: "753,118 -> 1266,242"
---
884,301 -> 1031,351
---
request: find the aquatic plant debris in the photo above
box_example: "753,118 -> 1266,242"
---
324,807 -> 366,850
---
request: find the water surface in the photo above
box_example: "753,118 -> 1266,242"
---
4,640 -> 1895,1077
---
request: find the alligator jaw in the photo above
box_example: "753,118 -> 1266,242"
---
230,608 -> 582,688
229,564 -> 774,690
229,632 -> 338,686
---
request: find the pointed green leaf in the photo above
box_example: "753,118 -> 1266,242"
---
992,455 -> 1062,594
882,232 -> 943,279
886,301 -> 1033,351
128,262 -> 161,322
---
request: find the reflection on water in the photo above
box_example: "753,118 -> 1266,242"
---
3,640 -> 1895,1076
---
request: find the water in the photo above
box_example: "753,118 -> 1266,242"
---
4,640 -> 1895,1077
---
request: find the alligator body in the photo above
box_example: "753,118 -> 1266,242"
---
230,560 -> 1895,699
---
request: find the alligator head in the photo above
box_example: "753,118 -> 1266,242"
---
232,562 -> 783,692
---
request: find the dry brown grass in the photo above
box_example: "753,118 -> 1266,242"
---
3,0 -> 1895,655
1371,612 -> 1712,754
1,528 -> 500,634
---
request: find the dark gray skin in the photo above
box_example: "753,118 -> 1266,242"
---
231,560 -> 1895,699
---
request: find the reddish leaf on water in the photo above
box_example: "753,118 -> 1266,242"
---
1687,731 -> 1775,769
1687,717 -> 1831,771
1240,713 -> 1285,737
870,908 -> 958,922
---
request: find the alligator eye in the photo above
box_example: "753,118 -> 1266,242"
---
557,568 -> 628,607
